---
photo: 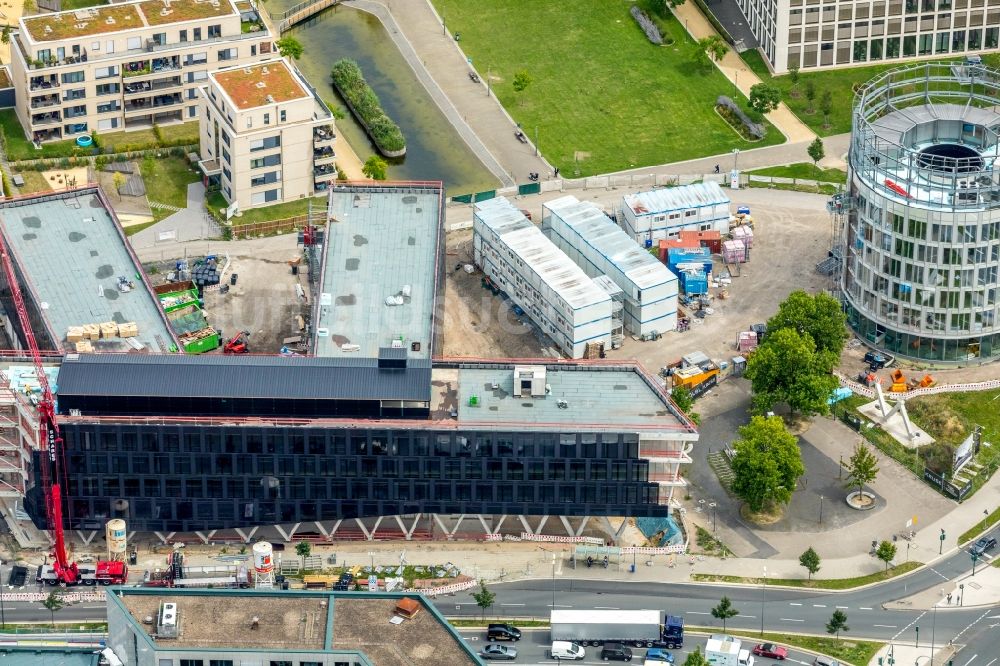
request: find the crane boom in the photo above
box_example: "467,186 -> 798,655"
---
0,238 -> 78,583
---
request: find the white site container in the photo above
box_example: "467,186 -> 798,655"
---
621,182 -> 732,245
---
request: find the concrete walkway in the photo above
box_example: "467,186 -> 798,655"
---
671,2 -> 816,144
352,0 -> 542,186
129,182 -> 219,250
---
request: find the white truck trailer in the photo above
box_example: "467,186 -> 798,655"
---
706,636 -> 755,666
550,609 -> 684,648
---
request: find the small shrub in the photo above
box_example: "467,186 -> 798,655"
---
716,95 -> 766,140
330,59 -> 406,154
630,6 -> 663,45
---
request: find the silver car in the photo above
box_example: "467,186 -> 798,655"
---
480,643 -> 518,661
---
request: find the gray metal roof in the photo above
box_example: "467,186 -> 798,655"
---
56,353 -> 432,402
544,195 -> 677,290
0,190 -> 177,353
623,181 -> 729,216
315,185 -> 442,359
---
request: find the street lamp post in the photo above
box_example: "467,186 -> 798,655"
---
983,508 -> 990,533
930,590 -> 941,666
939,528 -> 946,555
709,502 -> 717,532
732,148 -> 741,171
971,551 -> 980,576
959,583 -> 965,606
819,495 -> 825,525
551,554 -> 556,610
760,566 -> 766,636
368,551 -> 375,572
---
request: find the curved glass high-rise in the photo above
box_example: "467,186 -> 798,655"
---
843,61 -> 1000,362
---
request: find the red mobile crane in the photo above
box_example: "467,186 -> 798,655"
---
0,241 -> 127,586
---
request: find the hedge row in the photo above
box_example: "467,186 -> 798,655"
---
330,59 -> 406,154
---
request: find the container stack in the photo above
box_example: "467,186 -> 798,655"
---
676,270 -> 709,295
722,240 -> 747,264
666,247 -> 713,274
731,225 -> 754,249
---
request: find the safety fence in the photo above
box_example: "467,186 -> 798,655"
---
413,578 -> 477,597
0,590 -> 105,602
485,533 -> 604,545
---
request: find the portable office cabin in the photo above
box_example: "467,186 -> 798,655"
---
473,197 -> 612,358
543,195 -> 678,336
621,182 -> 731,246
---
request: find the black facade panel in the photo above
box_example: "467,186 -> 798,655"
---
45,423 -> 670,532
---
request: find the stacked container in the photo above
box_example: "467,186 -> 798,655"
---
722,240 -> 747,264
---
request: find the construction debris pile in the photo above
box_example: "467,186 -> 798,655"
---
66,321 -> 140,353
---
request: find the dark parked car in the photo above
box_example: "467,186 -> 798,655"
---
487,623 -> 522,642
864,351 -> 890,370
753,643 -> 788,660
970,536 -> 998,557
480,643 -> 517,660
600,642 -> 633,662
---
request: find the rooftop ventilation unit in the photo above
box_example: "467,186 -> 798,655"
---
157,602 -> 179,638
513,365 -> 547,398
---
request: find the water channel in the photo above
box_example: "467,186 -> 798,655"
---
265,1 -> 498,194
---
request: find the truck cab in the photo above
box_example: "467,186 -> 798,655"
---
661,615 -> 684,649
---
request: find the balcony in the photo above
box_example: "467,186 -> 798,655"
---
124,76 -> 182,96
638,443 -> 693,464
32,128 -> 63,143
30,94 -> 59,109
314,164 -> 337,180
648,471 -> 686,487
314,146 -> 335,165
122,60 -> 152,78
124,93 -> 182,115
31,111 -> 62,127
314,125 -> 335,145
29,75 -> 59,92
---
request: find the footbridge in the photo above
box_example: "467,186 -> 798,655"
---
277,0 -> 344,33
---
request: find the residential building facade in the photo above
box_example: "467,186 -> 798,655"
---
736,0 -> 1000,73
9,0 -> 275,142
198,58 -> 335,209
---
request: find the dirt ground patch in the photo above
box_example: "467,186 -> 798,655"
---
144,244 -> 311,355
441,230 -> 548,358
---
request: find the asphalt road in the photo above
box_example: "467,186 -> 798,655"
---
459,629 -> 821,665
3,527 -> 999,662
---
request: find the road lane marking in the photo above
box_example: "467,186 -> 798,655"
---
928,567 -> 951,581
860,607 -> 874,610
500,603 -> 525,606
688,611 -> 710,615
789,603 -> 802,606
836,606 -> 849,609
546,604 -> 572,608
813,604 -> 827,608
595,606 -> 619,610
736,615 -> 756,618
962,656 -> 977,666
983,658 -> 996,666
780,618 -> 805,622
873,624 -> 898,628
892,611 -> 926,640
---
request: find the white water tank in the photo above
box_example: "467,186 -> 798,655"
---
252,541 -> 274,574
106,519 -> 127,557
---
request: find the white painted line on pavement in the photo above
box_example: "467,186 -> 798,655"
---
688,611 -> 710,615
892,610 -> 926,640
813,604 -> 827,608
595,606 -> 619,610
873,624 -> 897,628
928,567 -> 951,581
789,602 -> 802,606
788,660 -> 810,666
962,656 -> 978,666
983,658 -> 996,666
780,618 -> 805,622
500,603 -> 525,606
836,606 -> 849,609
736,615 -> 756,619
547,604 -> 572,608
860,607 -> 874,610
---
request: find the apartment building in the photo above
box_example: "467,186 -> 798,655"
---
736,0 -> 1000,73
198,57 -> 335,209
9,0 -> 275,143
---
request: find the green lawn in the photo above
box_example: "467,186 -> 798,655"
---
15,170 -> 53,194
748,162 -> 847,183
138,155 -> 201,222
692,628 -> 882,666
740,51 -> 968,136
207,190 -> 314,224
0,110 -> 88,161
691,561 -> 922,590
432,0 -> 783,176
963,506 -> 1000,544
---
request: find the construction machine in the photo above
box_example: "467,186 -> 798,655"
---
223,330 -> 250,354
0,240 -> 127,587
671,351 -> 720,398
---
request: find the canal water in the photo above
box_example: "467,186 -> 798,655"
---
265,1 -> 498,194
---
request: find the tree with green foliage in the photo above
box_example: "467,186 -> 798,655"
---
472,580 -> 496,620
23,0 -> 35,14
799,547 -> 821,580
295,541 -> 312,564
1,25 -> 10,47
730,416 -> 805,513
766,291 -> 849,357
43,591 -> 64,626
670,385 -> 700,425
819,89 -> 833,128
826,609 -> 849,639
684,648 -> 711,666
698,35 -> 729,63
748,83 -> 781,115
746,328 -> 839,416
362,155 -> 388,181
788,64 -> 800,96
512,70 -> 532,100
112,172 -> 126,200
875,540 -> 896,571
804,80 -> 817,113
844,442 -> 880,499
711,596 -> 739,631
276,37 -> 304,60
807,137 -> 825,166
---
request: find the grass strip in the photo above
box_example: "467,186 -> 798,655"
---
691,561 -> 922,590
690,627 -> 882,666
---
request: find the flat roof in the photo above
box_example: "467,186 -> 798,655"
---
475,197 -> 609,310
1,649 -> 98,666
316,185 -> 442,359
544,195 -> 676,290
211,59 -> 309,110
431,361 -> 695,432
623,181 -> 730,216
112,588 -> 480,666
22,0 -> 239,42
0,190 -> 177,353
